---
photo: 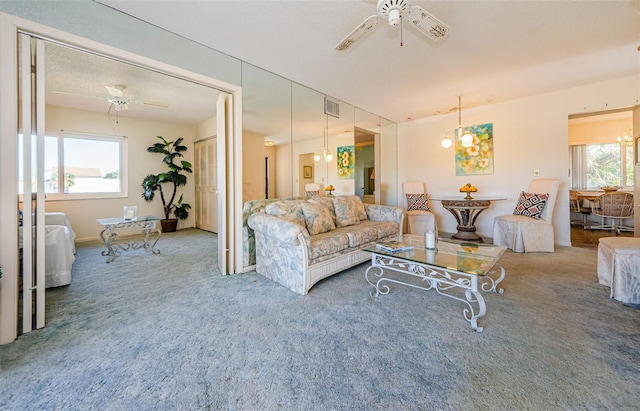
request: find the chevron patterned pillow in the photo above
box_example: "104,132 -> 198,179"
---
406,193 -> 430,211
513,191 -> 549,219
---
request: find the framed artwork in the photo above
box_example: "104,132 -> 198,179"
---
455,123 -> 494,176
337,145 -> 355,179
303,165 -> 313,179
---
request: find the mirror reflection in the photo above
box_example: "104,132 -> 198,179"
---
241,64 -> 398,206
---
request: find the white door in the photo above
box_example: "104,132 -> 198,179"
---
194,137 -> 218,233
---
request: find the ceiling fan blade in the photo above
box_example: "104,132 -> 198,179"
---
406,6 -> 450,41
105,85 -> 125,98
335,15 -> 380,51
51,90 -> 104,99
141,101 -> 171,109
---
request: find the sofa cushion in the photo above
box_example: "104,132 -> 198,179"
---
265,200 -> 306,227
301,200 -> 336,235
332,196 -> 359,228
346,195 -> 368,220
356,220 -> 398,239
334,224 -> 379,248
308,231 -> 350,260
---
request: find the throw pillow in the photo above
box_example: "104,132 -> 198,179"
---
308,197 -> 336,224
406,193 -> 430,211
331,197 -> 359,228
301,201 -> 336,235
346,195 -> 368,220
512,191 -> 549,219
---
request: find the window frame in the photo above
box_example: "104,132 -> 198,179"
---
43,130 -> 128,201
570,141 -> 634,190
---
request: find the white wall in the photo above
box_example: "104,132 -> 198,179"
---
398,75 -> 639,247
44,105 -> 196,240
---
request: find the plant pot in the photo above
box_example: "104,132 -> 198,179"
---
160,218 -> 178,233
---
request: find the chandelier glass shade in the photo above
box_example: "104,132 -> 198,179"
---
441,133 -> 452,148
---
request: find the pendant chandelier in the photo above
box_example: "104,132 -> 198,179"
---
314,126 -> 333,162
617,129 -> 633,147
441,96 -> 475,148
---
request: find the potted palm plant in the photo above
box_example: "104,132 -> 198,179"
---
142,136 -> 192,232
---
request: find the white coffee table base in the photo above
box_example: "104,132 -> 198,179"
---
365,254 -> 505,332
99,220 -> 161,263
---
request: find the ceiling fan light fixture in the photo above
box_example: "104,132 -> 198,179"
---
388,8 -> 400,26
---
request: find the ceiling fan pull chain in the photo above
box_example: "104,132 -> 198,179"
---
400,18 -> 404,47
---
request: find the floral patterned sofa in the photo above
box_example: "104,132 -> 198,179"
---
247,195 -> 405,295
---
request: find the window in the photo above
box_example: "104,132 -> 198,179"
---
570,142 -> 634,189
19,131 -> 127,199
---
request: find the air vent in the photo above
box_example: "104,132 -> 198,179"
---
325,97 -> 340,118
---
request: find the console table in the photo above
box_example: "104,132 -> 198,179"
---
96,216 -> 162,263
364,234 -> 507,332
432,197 -> 505,242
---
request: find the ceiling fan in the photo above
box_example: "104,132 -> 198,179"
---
52,85 -> 170,111
335,0 -> 450,51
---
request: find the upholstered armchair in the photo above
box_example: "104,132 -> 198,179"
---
493,178 -> 561,253
402,181 -> 437,235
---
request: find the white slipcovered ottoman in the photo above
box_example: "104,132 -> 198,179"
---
597,237 -> 640,305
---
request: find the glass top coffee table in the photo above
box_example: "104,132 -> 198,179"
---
364,234 -> 507,332
96,216 -> 163,263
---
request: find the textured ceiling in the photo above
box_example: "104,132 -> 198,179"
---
97,0 -> 640,123
44,42 -> 221,125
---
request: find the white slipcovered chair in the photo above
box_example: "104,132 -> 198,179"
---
304,183 -> 322,198
493,178 -> 561,253
597,237 -> 640,305
402,181 -> 437,235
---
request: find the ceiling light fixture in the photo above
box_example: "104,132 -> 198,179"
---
315,127 -> 333,162
617,129 -> 633,147
441,96 -> 475,148
458,96 -> 475,148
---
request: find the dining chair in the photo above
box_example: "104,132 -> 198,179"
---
589,192 -> 634,235
493,178 -> 561,253
569,190 -> 592,228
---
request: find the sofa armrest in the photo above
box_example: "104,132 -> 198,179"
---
248,213 -> 306,246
